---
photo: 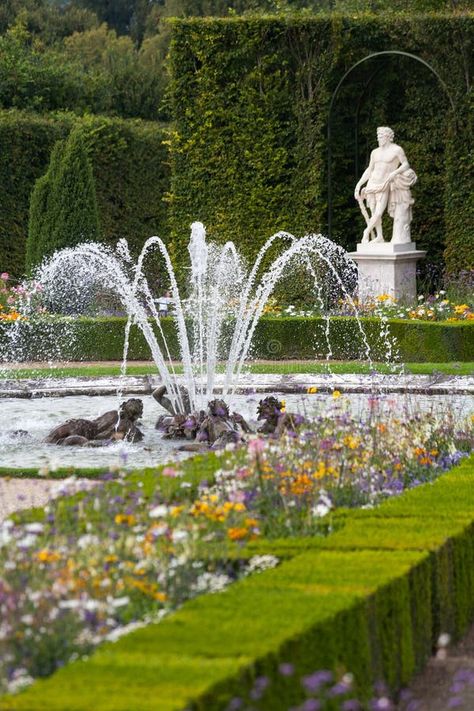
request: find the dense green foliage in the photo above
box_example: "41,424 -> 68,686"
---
1,316 -> 473,362
27,127 -> 100,268
4,454 -> 474,710
168,14 -> 473,275
0,15 -> 167,120
0,4 -> 472,278
0,110 -> 170,277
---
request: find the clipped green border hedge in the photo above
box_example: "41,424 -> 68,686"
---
1,316 -> 473,362
4,455 -> 474,711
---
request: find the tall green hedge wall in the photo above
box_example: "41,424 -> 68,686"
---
0,110 -> 170,278
168,13 -> 473,274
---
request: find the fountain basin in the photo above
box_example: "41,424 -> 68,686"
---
0,389 -> 471,470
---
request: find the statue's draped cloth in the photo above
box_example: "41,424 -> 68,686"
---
364,168 -> 417,218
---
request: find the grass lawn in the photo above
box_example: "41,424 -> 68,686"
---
1,361 -> 473,379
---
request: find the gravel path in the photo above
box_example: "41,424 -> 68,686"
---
0,477 -> 97,522
398,626 -> 474,709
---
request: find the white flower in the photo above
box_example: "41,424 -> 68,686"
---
24,523 -> 44,534
59,600 -> 81,610
149,504 -> 169,518
77,534 -> 99,549
437,633 -> 451,648
17,534 -> 37,548
7,669 -> 34,695
171,530 -> 188,543
246,555 -> 279,573
312,503 -> 331,518
109,596 -> 130,608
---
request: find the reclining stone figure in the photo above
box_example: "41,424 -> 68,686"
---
44,398 -> 144,447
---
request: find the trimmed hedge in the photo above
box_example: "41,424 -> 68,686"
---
0,110 -> 170,278
4,455 -> 474,710
1,316 -> 473,363
168,14 -> 474,273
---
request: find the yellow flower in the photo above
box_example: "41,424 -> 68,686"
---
37,549 -> 60,564
307,386 -> 318,394
332,390 -> 341,399
170,506 -> 184,517
376,293 -> 392,302
454,304 -> 469,314
343,435 -> 360,449
114,514 -> 136,526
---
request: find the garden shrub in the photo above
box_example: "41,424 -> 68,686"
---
0,110 -> 170,278
26,128 -> 100,268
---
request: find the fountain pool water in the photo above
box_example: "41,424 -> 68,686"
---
0,391 -> 471,470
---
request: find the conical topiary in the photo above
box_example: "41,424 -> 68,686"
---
26,127 -> 100,269
26,140 -> 65,271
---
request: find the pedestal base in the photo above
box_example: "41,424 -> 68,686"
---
347,241 -> 426,303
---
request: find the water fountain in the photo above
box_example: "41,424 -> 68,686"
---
34,222 -> 366,414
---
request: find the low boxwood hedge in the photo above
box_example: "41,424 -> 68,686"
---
1,316 -> 473,363
4,455 -> 474,711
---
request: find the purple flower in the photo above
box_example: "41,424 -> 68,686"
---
299,700 -> 321,711
447,698 -> 464,708
342,701 -> 362,711
278,662 -> 295,677
302,670 -> 333,694
328,681 -> 350,697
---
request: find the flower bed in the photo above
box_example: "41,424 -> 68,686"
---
3,454 -> 474,711
0,402 -> 472,704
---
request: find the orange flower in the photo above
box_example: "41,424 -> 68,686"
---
227,527 -> 249,541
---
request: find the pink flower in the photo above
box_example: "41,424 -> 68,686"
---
1,272 -> 9,281
248,438 -> 265,456
162,467 -> 177,478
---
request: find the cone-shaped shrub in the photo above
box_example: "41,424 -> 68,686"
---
26,129 -> 100,268
26,140 -> 64,271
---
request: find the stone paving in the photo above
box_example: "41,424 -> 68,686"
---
398,626 -> 474,710
0,477 -> 97,522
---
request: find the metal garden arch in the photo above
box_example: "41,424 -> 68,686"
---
326,50 -> 456,239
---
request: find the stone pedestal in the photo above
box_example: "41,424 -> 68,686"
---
347,242 -> 426,303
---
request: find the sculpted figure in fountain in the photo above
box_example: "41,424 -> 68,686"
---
44,398 -> 144,446
257,396 -> 304,437
354,126 -> 417,244
153,386 -> 251,450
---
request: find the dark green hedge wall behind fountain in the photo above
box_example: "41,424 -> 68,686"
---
167,13 -> 473,276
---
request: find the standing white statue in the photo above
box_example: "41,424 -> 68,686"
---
354,126 -> 417,244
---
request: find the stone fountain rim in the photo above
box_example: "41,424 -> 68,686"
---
0,373 -> 473,398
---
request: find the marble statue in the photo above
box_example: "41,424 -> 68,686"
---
354,127 -> 417,244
